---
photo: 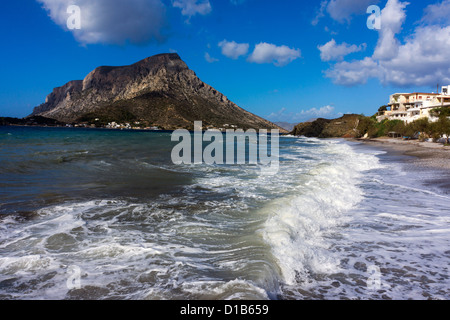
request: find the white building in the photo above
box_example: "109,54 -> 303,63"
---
377,86 -> 450,123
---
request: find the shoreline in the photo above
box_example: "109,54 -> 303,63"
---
1,124 -> 283,135
351,137 -> 450,194
351,137 -> 450,171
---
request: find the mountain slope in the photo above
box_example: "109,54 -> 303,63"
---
31,53 -> 284,131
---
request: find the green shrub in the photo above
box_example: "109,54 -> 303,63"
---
356,115 -> 443,140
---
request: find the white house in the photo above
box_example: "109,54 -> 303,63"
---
377,86 -> 450,123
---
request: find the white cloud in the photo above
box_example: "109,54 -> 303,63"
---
37,0 -> 167,45
421,0 -> 450,25
312,0 -> 328,26
268,106 -> 340,122
372,0 -> 408,61
325,57 -> 382,86
204,52 -> 219,63
248,43 -> 301,67
328,0 -> 378,23
218,40 -> 301,67
218,40 -> 249,59
318,39 -> 366,62
380,25 -> 450,86
324,0 -> 450,87
314,0 -> 380,24
172,0 -> 211,18
298,105 -> 337,119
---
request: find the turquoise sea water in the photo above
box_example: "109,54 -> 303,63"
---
0,126 -> 449,300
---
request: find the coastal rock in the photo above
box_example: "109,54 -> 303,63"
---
291,118 -> 331,137
291,114 -> 361,138
31,53 -> 284,131
0,116 -> 66,127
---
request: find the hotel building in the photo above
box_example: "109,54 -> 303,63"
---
377,85 -> 450,123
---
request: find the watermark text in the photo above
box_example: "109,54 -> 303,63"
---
171,121 -> 279,176
67,5 -> 81,30
367,5 -> 381,30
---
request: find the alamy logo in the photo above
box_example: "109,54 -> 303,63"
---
67,5 -> 81,30
366,265 -> 382,291
66,265 -> 82,290
367,5 -> 381,30
171,121 -> 280,176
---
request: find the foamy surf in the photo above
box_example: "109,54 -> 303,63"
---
260,139 -> 383,287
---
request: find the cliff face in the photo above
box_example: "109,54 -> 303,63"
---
31,53 -> 283,131
291,114 -> 361,138
32,80 -> 83,115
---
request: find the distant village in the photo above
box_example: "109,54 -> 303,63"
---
68,121 -> 241,132
71,120 -> 162,131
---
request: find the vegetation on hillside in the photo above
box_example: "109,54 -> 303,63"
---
77,106 -> 139,126
357,107 -> 450,144
291,114 -> 362,138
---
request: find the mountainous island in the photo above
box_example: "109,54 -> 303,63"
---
27,53 -> 284,132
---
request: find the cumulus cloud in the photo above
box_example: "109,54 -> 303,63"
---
298,105 -> 338,119
325,57 -> 382,86
37,0 -> 168,45
172,0 -> 212,19
379,25 -> 450,86
218,40 -> 249,59
372,0 -> 408,61
318,39 -> 366,62
217,40 -> 301,67
248,43 -> 301,67
324,0 -> 450,87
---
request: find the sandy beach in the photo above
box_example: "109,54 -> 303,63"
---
352,137 -> 450,194
354,137 -> 450,170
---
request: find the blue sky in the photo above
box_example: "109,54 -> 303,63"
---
0,0 -> 449,123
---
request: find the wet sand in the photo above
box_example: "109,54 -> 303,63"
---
352,137 -> 450,194
354,137 -> 450,170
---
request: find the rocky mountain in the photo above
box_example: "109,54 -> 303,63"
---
31,53 -> 284,131
291,114 -> 361,138
274,122 -> 297,132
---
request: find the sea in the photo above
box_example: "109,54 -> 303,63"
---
0,126 -> 449,300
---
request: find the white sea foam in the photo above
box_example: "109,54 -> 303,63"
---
0,255 -> 55,275
260,139 -> 383,286
267,139 -> 450,300
179,279 -> 270,300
